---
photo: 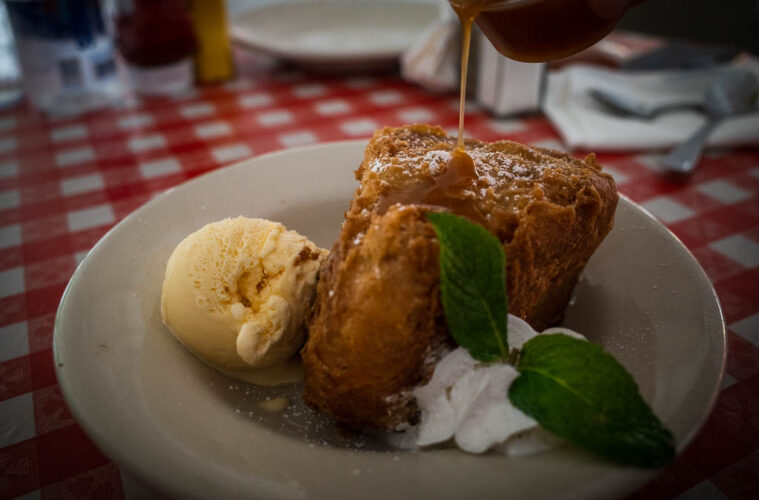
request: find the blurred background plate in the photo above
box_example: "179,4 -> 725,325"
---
229,0 -> 440,71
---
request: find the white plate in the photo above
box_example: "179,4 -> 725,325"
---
55,141 -> 725,500
230,0 -> 440,70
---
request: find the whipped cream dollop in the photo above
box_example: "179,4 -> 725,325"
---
412,314 -> 585,455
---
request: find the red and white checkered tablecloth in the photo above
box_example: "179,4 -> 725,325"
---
0,50 -> 758,499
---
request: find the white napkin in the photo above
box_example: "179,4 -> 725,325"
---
400,2 -> 459,93
543,59 -> 759,151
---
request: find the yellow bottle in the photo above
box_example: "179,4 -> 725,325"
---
189,0 -> 235,83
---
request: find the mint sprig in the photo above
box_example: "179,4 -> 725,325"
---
426,211 -> 509,362
509,334 -> 675,467
427,212 -> 675,467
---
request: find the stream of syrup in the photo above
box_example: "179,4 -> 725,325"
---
455,4 -> 477,150
375,3 -> 483,223
377,0 -> 622,223
451,0 -> 623,147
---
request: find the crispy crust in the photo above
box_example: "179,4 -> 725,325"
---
302,125 -> 618,430
303,206 -> 449,430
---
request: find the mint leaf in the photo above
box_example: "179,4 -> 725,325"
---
426,212 -> 508,362
509,334 -> 675,467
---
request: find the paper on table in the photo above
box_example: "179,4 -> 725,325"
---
543,59 -> 759,151
402,6 -> 545,116
400,3 -> 459,93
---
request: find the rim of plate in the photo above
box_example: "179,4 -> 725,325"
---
53,140 -> 726,499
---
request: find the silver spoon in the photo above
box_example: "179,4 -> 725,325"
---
589,88 -> 703,119
660,70 -> 758,175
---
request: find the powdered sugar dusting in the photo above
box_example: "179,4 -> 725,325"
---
369,147 -> 543,188
369,158 -> 385,174
370,149 -> 453,176
424,150 -> 451,175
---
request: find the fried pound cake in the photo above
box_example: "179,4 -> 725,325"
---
302,124 -> 618,430
303,205 -> 449,430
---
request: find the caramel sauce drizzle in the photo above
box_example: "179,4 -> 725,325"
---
374,0 -> 620,224
376,148 -> 485,225
375,2 -> 487,225
454,3 -> 477,150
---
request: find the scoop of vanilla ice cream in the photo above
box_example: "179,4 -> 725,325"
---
161,217 -> 327,374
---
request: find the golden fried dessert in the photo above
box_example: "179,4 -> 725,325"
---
304,205 -> 448,430
302,125 -> 618,430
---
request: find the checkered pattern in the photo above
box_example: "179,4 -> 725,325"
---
1,50 -> 758,499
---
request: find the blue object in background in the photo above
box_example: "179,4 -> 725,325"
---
4,0 -> 125,115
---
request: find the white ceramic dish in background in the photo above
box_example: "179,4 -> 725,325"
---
230,0 -> 440,70
55,141 -> 725,500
